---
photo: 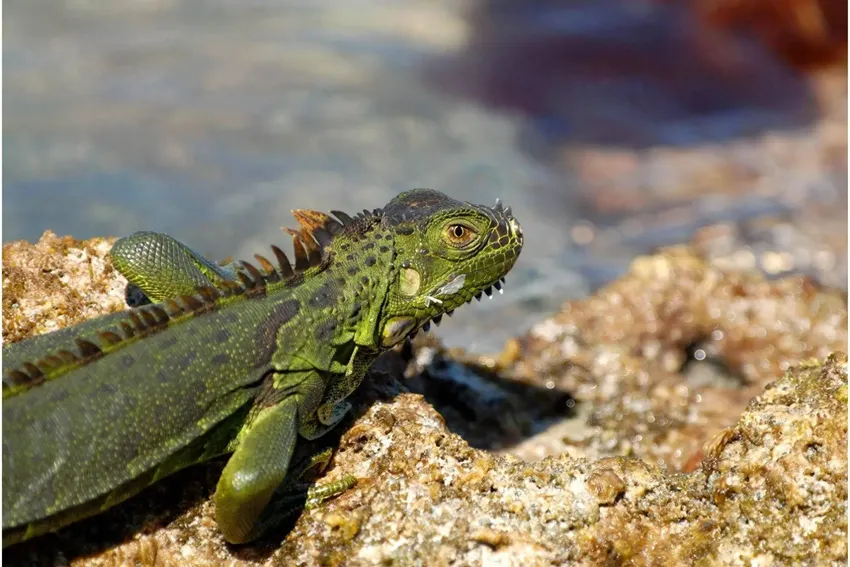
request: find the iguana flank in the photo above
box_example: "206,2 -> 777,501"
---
2,189 -> 523,547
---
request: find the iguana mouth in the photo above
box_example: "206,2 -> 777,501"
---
415,274 -> 508,336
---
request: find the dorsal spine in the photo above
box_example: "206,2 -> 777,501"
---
2,206 -> 377,398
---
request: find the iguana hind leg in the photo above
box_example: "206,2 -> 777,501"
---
110,231 -> 239,304
215,370 -> 344,544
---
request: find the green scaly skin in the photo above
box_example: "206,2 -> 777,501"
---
2,189 -> 523,547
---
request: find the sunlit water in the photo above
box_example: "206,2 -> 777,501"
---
4,0 -> 844,351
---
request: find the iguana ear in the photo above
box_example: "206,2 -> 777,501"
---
381,316 -> 417,347
399,267 -> 421,296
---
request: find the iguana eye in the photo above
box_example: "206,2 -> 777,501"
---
444,223 -> 476,247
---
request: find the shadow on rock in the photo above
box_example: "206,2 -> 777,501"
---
396,339 -> 579,451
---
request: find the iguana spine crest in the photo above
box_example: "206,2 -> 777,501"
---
2,206 -> 378,395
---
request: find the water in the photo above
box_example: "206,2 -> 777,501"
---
4,0 -> 845,352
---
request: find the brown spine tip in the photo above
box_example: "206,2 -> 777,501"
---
287,231 -> 311,272
220,280 -> 242,295
23,362 -> 45,378
207,286 -> 222,301
270,245 -> 294,279
293,227 -> 322,266
307,248 -> 322,268
58,350 -> 79,363
181,294 -> 205,312
293,209 -> 331,231
139,309 -> 158,328
120,321 -> 136,339
165,299 -> 183,317
237,269 -> 254,286
75,338 -> 103,358
330,210 -> 354,226
99,331 -> 123,346
196,286 -> 221,304
253,254 -> 277,276
6,369 -> 36,387
292,207 -> 344,237
129,311 -> 145,332
149,305 -> 171,325
240,261 -> 266,284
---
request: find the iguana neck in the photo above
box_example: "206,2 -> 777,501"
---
270,228 -> 395,354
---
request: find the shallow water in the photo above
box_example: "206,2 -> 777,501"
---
4,0 -> 845,351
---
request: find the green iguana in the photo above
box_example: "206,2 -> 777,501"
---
2,189 -> 523,547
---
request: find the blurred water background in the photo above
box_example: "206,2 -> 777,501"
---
4,0 -> 847,352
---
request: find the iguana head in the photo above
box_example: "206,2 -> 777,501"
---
377,188 -> 523,347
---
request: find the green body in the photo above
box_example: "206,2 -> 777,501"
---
2,189 -> 523,546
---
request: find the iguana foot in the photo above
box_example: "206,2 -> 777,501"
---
317,400 -> 352,427
247,448 -> 357,537
299,401 -> 351,440
304,475 -> 357,510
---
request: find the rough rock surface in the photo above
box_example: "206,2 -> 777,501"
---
2,231 -> 125,344
494,245 -> 847,472
2,234 -> 847,566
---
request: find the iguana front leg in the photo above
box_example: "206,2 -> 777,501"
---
215,369 -> 327,544
312,346 -> 378,428
247,448 -> 357,535
214,395 -> 299,543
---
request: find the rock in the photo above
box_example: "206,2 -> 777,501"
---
690,0 -> 847,70
698,355 -> 848,563
504,245 -> 846,472
2,231 -> 125,344
2,235 -> 846,566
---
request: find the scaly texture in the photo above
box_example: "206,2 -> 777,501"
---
1,189 -> 523,547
